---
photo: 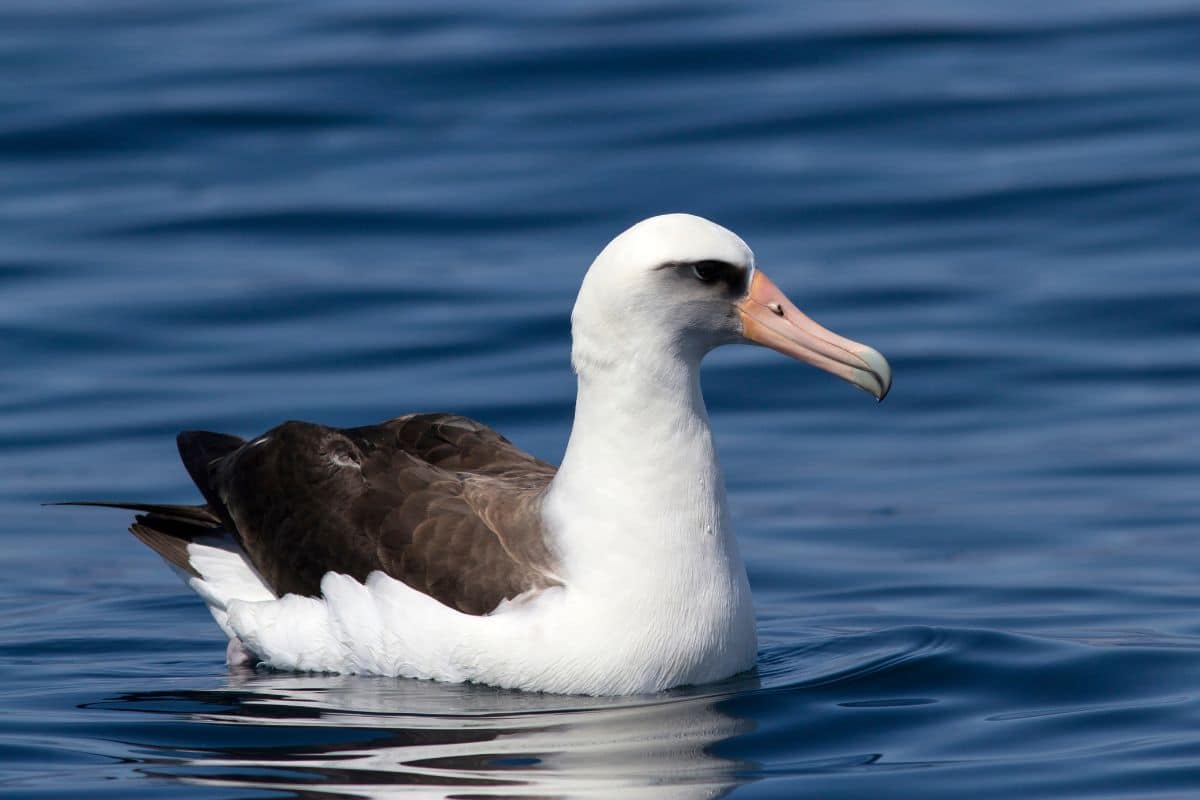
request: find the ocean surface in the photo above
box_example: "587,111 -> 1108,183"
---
3,1 -> 1200,797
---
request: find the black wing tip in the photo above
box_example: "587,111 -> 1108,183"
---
46,500 -> 222,526
45,500 -> 144,509
176,429 -> 246,509
177,429 -> 245,454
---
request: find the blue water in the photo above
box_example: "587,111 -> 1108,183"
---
4,1 -> 1200,796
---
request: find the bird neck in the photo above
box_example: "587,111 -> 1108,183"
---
546,344 -> 739,580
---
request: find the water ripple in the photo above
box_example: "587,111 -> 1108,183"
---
3,1 -> 1200,798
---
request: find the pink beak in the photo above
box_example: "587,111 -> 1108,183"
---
737,270 -> 892,400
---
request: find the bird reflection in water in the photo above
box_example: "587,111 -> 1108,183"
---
91,668 -> 760,798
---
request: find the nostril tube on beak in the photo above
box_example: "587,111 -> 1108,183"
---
767,302 -> 784,317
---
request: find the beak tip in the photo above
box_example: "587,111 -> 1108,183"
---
853,346 -> 892,402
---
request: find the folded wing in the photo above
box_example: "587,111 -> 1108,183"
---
172,413 -> 561,615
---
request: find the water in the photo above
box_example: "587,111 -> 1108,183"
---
3,0 -> 1199,796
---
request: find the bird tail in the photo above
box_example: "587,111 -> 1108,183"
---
48,501 -> 222,578
50,499 -> 275,663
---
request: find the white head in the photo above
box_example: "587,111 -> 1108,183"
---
571,213 -> 891,399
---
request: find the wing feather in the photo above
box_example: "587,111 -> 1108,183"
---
177,413 -> 560,615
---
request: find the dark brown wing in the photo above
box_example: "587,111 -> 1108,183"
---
179,413 -> 560,615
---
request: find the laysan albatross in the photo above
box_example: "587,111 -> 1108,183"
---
72,213 -> 890,695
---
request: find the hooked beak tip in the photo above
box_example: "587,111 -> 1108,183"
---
853,345 -> 892,401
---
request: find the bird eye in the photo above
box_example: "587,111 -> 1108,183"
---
691,261 -> 722,283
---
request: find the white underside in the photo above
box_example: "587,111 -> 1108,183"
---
183,538 -> 756,696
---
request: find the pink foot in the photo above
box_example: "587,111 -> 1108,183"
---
226,637 -> 255,667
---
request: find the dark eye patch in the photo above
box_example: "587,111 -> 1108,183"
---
659,259 -> 747,295
691,260 -> 723,282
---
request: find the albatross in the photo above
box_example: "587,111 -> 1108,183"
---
73,213 -> 890,695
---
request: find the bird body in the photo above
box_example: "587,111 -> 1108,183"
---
74,214 -> 889,695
